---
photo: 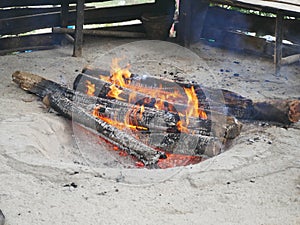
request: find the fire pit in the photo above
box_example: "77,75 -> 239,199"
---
10,41 -> 300,172
12,64 -> 299,170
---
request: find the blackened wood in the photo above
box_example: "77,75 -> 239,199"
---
274,10 -> 284,75
79,68 -> 300,125
47,92 -> 164,166
75,71 -> 246,119
73,0 -> 84,57
12,71 -> 165,165
12,70 -> 214,137
12,71 -> 243,157
73,73 -> 213,123
252,99 -> 300,124
74,73 -> 243,139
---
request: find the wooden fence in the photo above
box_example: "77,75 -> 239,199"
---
0,0 -> 299,61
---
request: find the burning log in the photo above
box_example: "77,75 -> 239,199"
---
12,69 -> 300,167
12,71 -> 165,166
11,71 -> 230,157
80,66 -> 300,125
74,72 -> 244,139
47,92 -> 164,166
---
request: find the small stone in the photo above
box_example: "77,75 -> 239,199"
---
248,138 -> 255,144
250,178 -> 255,183
267,141 -> 272,144
233,73 -> 239,77
70,182 -> 78,188
63,182 -> 78,188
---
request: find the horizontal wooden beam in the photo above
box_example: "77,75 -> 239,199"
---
210,0 -> 300,17
201,27 -> 300,57
0,6 -> 93,20
0,3 -> 156,35
205,6 -> 300,45
0,33 -> 64,54
0,0 -> 110,8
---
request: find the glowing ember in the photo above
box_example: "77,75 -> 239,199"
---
157,153 -> 203,169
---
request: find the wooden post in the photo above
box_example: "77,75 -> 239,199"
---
274,10 -> 284,75
60,1 -> 69,28
60,1 -> 69,45
73,0 -> 85,57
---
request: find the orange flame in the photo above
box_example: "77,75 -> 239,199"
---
89,58 -> 210,168
86,80 -> 95,96
107,84 -> 125,101
98,59 -> 208,134
93,105 -> 148,131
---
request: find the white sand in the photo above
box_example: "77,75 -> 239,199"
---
0,37 -> 299,225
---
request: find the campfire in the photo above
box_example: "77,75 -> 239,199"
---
12,59 -> 300,169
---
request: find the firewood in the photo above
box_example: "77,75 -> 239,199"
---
12,71 -> 241,158
12,71 -> 212,135
79,67 -> 300,125
78,68 -> 254,118
47,92 -> 164,166
74,72 -> 244,138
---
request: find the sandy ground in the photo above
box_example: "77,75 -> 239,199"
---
0,37 -> 300,225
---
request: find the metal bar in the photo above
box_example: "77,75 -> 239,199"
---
73,0 -> 85,57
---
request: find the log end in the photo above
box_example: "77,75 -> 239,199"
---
12,71 -> 45,91
224,117 -> 243,139
289,100 -> 300,123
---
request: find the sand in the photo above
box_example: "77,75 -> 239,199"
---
0,37 -> 299,225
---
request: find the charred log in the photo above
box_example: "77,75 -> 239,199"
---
74,72 -> 244,138
48,92 -> 164,166
12,71 -> 242,158
79,67 -> 300,125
